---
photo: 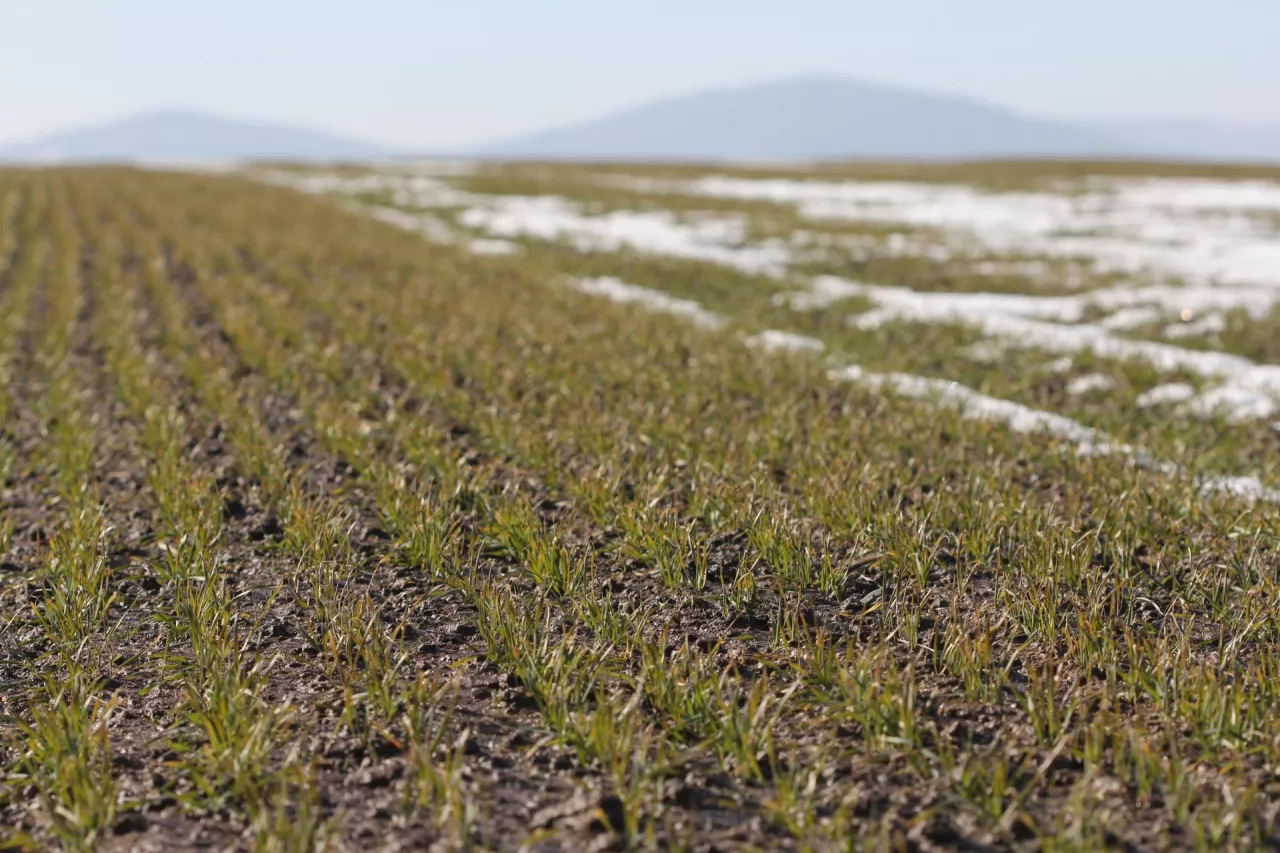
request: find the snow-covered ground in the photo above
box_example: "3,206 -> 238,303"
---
246,163 -> 1280,493
561,275 -> 1280,504
619,174 -> 1280,292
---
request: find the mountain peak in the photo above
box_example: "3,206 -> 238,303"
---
0,109 -> 389,164
478,76 -> 1125,161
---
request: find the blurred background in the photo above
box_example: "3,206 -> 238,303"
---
2,0 -> 1278,163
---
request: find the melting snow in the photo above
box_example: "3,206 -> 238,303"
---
1184,385 -> 1278,422
257,169 -> 488,208
1164,312 -> 1226,339
558,269 -> 1280,504
1136,383 -> 1197,408
458,197 -> 791,277
1047,356 -> 1075,374
614,172 -> 1280,419
250,165 -> 1280,436
777,276 -> 1280,423
745,330 -> 825,353
964,340 -> 1008,365
642,175 -> 1280,292
1201,476 -> 1280,503
773,276 -> 869,312
1100,306 -> 1161,331
1066,374 -> 1117,395
825,366 -> 1278,502
365,206 -> 456,243
558,268 -> 1280,502
562,270 -> 1277,504
567,277 -> 726,330
828,365 -> 1113,451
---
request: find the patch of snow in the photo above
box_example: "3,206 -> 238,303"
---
1164,312 -> 1226,339
774,276 -> 869,311
1185,385 -> 1279,422
1047,356 -> 1075,374
364,205 -> 456,243
964,340 -> 1008,365
882,232 -> 954,262
745,330 -> 825,353
826,365 -> 1278,503
969,259 -> 1051,277
1093,284 -> 1277,320
1100,306 -> 1161,330
781,276 -> 1280,421
1200,476 -> 1280,503
839,282 -> 1092,327
567,277 -> 726,330
1066,373 -> 1117,395
851,300 -> 1256,383
1136,383 -> 1196,407
552,272 -> 1280,505
646,175 -> 1280,292
257,167 -> 1280,436
778,276 -> 1280,331
828,365 -> 1115,452
459,196 -> 791,277
1092,178 -> 1280,214
257,168 -> 488,208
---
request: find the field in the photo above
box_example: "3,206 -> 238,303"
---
2,158 -> 1280,852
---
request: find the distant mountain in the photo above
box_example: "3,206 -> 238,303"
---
0,110 -> 390,164
478,76 -> 1130,161
1099,120 -> 1280,164
5,84 -> 1278,166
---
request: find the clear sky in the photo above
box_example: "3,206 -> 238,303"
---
2,0 -> 1277,148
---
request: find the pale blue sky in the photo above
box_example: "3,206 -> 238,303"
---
2,0 -> 1277,147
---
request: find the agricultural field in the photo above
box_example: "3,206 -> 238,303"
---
2,157 -> 1280,851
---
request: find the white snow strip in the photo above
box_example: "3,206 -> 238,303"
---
567,276 -> 727,330
745,330 -> 825,353
969,259 -> 1052,277
558,271 -> 1280,504
257,167 -> 796,274
781,276 -> 1280,423
1100,306 -> 1161,331
1136,383 -> 1196,408
458,196 -> 791,277
848,299 -> 1273,385
840,283 -> 1092,325
828,365 -> 1116,452
364,205 -> 457,243
780,276 -> 1280,328
1047,356 -> 1075,374
629,174 -> 1280,292
1185,386 -> 1279,422
1164,312 -> 1226,339
1201,476 -> 1280,503
824,365 -> 1279,503
1066,373 -> 1117,396
774,276 -> 872,311
964,340 -> 1008,365
257,168 -> 489,208
1092,284 -> 1278,320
